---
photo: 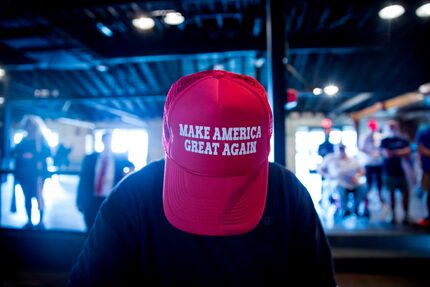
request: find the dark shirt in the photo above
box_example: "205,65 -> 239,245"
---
13,138 -> 51,182
380,135 -> 410,176
318,140 -> 334,158
417,126 -> 430,172
68,159 -> 337,287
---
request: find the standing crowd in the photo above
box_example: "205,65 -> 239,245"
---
317,118 -> 430,227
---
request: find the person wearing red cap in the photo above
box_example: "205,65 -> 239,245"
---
359,119 -> 385,218
68,70 -> 337,286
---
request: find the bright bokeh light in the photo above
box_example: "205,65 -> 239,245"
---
323,84 -> 339,96
96,23 -> 113,37
132,17 -> 155,30
313,87 -> 323,95
42,128 -> 59,148
419,83 -> 430,94
95,129 -> 149,170
339,127 -> 359,156
96,65 -> 108,72
255,58 -> 265,68
13,132 -> 24,145
163,12 -> 184,25
294,128 -> 326,208
329,129 -> 342,145
378,4 -> 405,20
12,129 -> 58,147
0,68 -> 5,78
416,3 -> 430,17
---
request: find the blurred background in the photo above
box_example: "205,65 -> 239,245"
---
0,0 -> 430,286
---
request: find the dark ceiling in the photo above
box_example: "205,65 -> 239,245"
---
0,0 -> 429,126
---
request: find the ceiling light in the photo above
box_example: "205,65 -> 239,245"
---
96,64 -> 108,72
419,82 -> 430,94
255,58 -> 265,68
96,23 -> 113,37
313,87 -> 323,96
323,85 -> 339,96
0,68 -> 5,78
416,3 -> 430,17
378,4 -> 405,20
133,17 -> 155,30
163,12 -> 184,25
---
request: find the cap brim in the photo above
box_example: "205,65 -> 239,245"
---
163,158 -> 269,236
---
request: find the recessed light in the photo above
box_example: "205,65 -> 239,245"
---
132,17 -> 155,30
378,4 -> 405,20
313,87 -> 323,96
163,12 -> 184,25
323,85 -> 339,96
96,23 -> 113,37
416,3 -> 430,17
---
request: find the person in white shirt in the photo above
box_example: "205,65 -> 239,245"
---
359,119 -> 384,217
318,143 -> 366,218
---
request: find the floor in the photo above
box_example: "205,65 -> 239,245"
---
2,272 -> 428,287
1,174 -> 86,232
335,274 -> 428,287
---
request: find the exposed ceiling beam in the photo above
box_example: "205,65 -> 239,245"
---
384,92 -> 424,110
288,46 -> 383,55
331,92 -> 373,115
7,93 -> 166,102
350,92 -> 425,121
4,50 -> 259,71
79,99 -> 149,126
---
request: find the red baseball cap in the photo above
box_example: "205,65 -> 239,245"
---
162,70 -> 273,236
368,119 -> 378,131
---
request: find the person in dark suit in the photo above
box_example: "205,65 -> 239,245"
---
76,132 -> 134,232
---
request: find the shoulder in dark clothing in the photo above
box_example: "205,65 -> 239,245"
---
69,159 -> 336,287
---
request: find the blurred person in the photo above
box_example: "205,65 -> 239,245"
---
76,131 -> 134,232
359,119 -> 384,217
416,120 -> 430,227
318,142 -> 367,218
11,115 -> 52,229
318,128 -> 334,159
380,120 -> 412,225
53,142 -> 71,168
317,126 -> 335,211
68,70 -> 337,286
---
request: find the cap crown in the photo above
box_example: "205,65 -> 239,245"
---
163,70 -> 272,176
